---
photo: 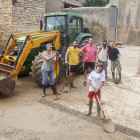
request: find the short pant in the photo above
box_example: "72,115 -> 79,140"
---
98,59 -> 108,70
87,90 -> 101,100
111,60 -> 122,72
84,62 -> 95,70
69,65 -> 77,72
42,71 -> 54,85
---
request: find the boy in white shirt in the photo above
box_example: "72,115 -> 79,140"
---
86,62 -> 105,118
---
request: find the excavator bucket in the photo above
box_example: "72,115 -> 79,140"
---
0,63 -> 17,94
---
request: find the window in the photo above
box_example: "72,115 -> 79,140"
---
46,16 -> 65,33
68,17 -> 77,35
68,17 -> 82,44
77,18 -> 82,33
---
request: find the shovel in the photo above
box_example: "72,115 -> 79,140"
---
113,68 -> 120,84
63,63 -> 70,93
96,94 -> 115,133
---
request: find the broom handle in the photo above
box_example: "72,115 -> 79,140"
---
66,68 -> 68,81
56,57 -> 57,98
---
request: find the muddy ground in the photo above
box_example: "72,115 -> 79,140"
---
0,45 -> 140,140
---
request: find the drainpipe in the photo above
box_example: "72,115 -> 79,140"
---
115,1 -> 120,42
115,7 -> 118,42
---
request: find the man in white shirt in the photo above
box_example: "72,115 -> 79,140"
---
98,40 -> 109,80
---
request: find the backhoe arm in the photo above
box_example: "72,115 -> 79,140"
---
13,31 -> 61,75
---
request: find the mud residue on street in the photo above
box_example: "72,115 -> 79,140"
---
0,45 -> 139,140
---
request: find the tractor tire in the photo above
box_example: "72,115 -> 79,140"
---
31,52 -> 64,86
76,37 -> 91,74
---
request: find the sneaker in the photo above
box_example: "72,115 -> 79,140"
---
70,83 -> 77,88
42,93 -> 46,97
83,81 -> 87,86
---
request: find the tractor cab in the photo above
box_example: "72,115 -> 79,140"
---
44,13 -> 84,49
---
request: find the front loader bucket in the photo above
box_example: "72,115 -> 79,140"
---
0,63 -> 17,94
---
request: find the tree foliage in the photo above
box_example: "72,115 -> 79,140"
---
83,0 -> 108,7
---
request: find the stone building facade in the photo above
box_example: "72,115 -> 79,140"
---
0,0 -> 85,50
0,0 -> 45,50
0,0 -> 12,51
0,0 -> 140,51
110,0 -> 140,46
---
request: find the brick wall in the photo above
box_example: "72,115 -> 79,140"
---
11,0 -> 45,33
0,0 -> 45,51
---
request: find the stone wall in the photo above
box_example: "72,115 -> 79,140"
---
0,0 -> 12,51
110,0 -> 140,46
45,0 -> 84,13
0,0 -> 45,50
11,0 -> 45,33
45,0 -> 64,13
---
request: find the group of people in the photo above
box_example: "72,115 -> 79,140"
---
65,38 -> 122,85
64,38 -> 122,117
41,38 -> 122,118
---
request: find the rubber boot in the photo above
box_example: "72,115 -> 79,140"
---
42,85 -> 46,97
97,103 -> 103,119
111,72 -> 115,82
85,101 -> 93,116
50,85 -> 61,95
119,73 -> 122,83
105,76 -> 108,81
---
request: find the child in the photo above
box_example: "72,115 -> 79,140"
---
86,62 -> 105,118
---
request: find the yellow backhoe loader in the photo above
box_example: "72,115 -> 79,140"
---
0,30 -> 61,94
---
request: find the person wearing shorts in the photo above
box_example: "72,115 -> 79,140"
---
81,38 -> 97,86
86,62 -> 105,118
108,42 -> 122,82
98,40 -> 109,80
65,40 -> 80,88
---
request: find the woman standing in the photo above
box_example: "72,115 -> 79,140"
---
41,43 -> 60,97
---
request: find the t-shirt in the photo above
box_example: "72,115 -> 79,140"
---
81,44 -> 97,62
41,52 -> 54,71
67,46 -> 80,65
108,47 -> 120,61
88,71 -> 105,92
